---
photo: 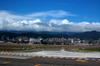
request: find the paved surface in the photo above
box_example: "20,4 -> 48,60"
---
0,57 -> 100,66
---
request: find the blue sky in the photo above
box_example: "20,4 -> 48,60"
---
0,0 -> 100,22
0,0 -> 100,32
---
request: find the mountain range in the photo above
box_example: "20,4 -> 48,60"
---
0,31 -> 100,40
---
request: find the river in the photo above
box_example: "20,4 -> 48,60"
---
0,49 -> 100,59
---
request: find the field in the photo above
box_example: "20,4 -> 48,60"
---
0,43 -> 100,52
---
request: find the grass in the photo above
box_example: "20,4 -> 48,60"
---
76,59 -> 88,63
0,44 -> 100,52
78,48 -> 100,52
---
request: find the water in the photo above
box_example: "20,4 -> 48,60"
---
32,49 -> 100,58
1,49 -> 100,58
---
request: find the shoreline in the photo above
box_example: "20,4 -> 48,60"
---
0,50 -> 100,59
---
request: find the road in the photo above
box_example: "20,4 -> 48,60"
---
0,57 -> 100,66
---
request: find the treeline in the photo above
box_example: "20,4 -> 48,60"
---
0,31 -> 100,41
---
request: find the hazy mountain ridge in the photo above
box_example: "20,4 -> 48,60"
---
0,31 -> 100,40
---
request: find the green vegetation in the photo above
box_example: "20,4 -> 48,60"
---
0,44 -> 63,52
0,44 -> 100,52
78,48 -> 100,52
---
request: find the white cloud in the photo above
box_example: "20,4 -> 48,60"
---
29,19 -> 41,24
49,19 -> 73,26
0,10 -> 100,32
28,10 -> 74,18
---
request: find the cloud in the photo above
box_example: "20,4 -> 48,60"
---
28,10 -> 74,18
0,10 -> 100,32
49,19 -> 73,26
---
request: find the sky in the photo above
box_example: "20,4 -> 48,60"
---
0,0 -> 100,32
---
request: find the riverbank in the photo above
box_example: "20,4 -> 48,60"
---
0,56 -> 100,66
0,44 -> 100,52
